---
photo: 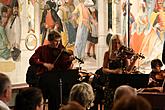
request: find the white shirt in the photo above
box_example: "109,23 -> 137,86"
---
0,100 -> 10,110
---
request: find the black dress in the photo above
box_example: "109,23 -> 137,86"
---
91,67 -> 107,110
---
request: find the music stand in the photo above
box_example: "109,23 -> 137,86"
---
107,74 -> 149,88
60,69 -> 80,104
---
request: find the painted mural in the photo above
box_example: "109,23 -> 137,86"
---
0,0 -> 21,61
121,0 -> 165,71
0,0 -> 22,73
40,0 -> 97,61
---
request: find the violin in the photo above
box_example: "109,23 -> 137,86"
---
117,46 -> 135,59
36,48 -> 74,75
117,46 -> 145,74
155,70 -> 165,80
117,46 -> 145,60
54,48 -> 75,70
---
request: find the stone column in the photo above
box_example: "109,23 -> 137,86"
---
34,0 -> 41,45
97,0 -> 109,67
112,0 -> 122,35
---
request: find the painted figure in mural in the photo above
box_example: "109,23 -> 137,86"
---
121,0 -> 134,46
0,0 -> 12,6
0,6 -> 11,60
40,0 -> 63,45
57,0 -> 77,47
130,1 -> 149,53
5,1 -> 21,61
87,7 -> 98,59
131,0 -> 165,68
153,0 -> 165,41
72,0 -> 94,60
1,6 -> 9,27
27,0 -> 34,33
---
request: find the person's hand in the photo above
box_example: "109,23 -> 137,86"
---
43,63 -> 54,71
113,69 -> 123,74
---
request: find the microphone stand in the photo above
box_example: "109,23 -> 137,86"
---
59,78 -> 63,106
127,0 -> 130,47
54,42 -> 68,107
75,57 -> 84,82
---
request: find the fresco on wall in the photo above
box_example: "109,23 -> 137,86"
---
40,0 -> 63,45
0,0 -> 21,72
122,0 -> 165,70
0,0 -> 21,61
40,0 -> 97,61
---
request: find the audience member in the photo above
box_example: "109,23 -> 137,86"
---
59,101 -> 85,110
112,95 -> 152,110
113,85 -> 137,102
69,82 -> 95,109
15,87 -> 44,110
0,73 -> 12,110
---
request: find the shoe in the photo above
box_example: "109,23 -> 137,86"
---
87,53 -> 91,57
93,54 -> 96,59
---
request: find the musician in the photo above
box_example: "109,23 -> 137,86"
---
27,31 -> 64,87
91,67 -> 107,110
102,34 -> 128,74
29,30 -> 64,75
30,31 -> 77,110
148,59 -> 165,87
100,34 -> 140,109
103,34 -> 142,74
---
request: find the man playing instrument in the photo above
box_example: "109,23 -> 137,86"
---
148,59 -> 165,87
29,31 -> 64,75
